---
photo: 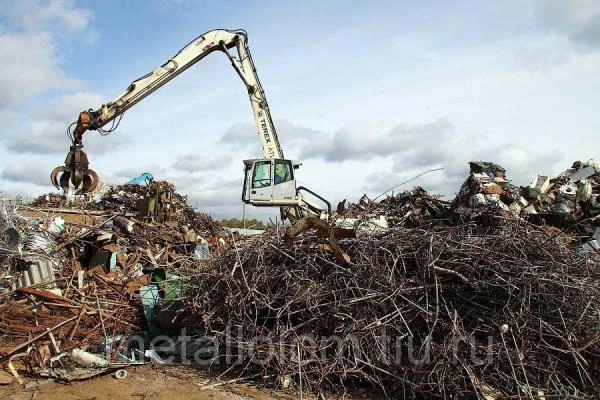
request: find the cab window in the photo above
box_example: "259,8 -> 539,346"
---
252,161 -> 272,188
274,160 -> 293,185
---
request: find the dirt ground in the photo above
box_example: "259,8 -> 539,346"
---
0,365 -> 302,400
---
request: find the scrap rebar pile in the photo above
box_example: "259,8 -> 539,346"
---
0,267 -> 144,353
184,222 -> 599,398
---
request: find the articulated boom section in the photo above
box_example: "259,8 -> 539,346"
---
50,28 -> 329,221
227,34 -> 282,160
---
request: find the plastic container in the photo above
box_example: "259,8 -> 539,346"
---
70,349 -> 109,367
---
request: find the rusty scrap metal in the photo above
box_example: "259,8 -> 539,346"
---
183,221 -> 599,398
2,160 -> 600,397
0,181 -> 221,377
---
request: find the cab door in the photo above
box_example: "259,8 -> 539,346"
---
249,160 -> 273,202
272,159 -> 296,202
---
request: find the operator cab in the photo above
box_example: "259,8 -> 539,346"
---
242,158 -> 332,220
242,158 -> 300,206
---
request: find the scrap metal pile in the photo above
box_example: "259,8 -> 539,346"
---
0,160 -> 598,398
340,187 -> 451,228
336,159 -> 599,247
454,160 -> 600,238
0,182 -> 219,382
180,160 -> 599,398
184,222 -> 599,399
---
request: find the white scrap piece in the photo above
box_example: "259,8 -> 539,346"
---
70,349 -> 109,367
469,193 -> 487,207
558,183 -> 578,198
581,240 -> 599,252
484,194 -> 509,211
508,202 -> 522,215
335,215 -> 389,235
523,205 -> 538,214
577,179 -> 592,202
493,177 -> 510,187
145,349 -> 170,364
529,175 -> 550,194
518,197 -> 529,207
472,172 -> 492,182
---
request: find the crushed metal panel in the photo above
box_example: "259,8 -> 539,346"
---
523,205 -> 538,214
569,166 -> 595,182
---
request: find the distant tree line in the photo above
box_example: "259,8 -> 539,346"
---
220,218 -> 266,230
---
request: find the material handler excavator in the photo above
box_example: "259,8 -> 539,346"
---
51,29 -> 330,223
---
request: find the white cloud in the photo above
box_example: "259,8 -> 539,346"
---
298,119 -> 455,162
513,0 -> 600,73
104,166 -> 211,195
1,119 -> 130,155
0,0 -> 92,33
219,122 -> 257,147
218,120 -> 324,159
172,154 -> 234,173
0,1 -> 597,222
0,32 -> 80,108
187,185 -> 278,221
2,163 -> 53,186
364,130 -> 566,198
37,92 -> 105,122
0,1 -> 102,157
514,36 -> 573,72
110,166 -> 167,183
0,110 -> 19,127
2,120 -> 67,153
534,0 -> 600,50
0,0 -> 93,107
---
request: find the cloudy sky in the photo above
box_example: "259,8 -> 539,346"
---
0,0 -> 598,220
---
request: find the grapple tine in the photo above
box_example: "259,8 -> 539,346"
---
59,171 -> 71,192
78,169 -> 99,195
87,169 -> 99,191
50,166 -> 68,190
71,168 -> 83,189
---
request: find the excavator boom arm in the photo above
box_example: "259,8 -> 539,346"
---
53,28 -> 327,221
73,29 -> 282,160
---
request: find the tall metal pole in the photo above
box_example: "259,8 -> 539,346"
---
242,203 -> 246,230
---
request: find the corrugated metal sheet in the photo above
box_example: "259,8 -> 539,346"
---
11,259 -> 60,293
